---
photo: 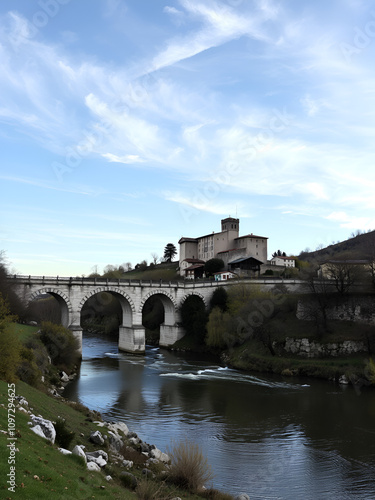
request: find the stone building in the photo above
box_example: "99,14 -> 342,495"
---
178,218 -> 268,277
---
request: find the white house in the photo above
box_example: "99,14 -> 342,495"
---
270,256 -> 295,267
214,271 -> 236,281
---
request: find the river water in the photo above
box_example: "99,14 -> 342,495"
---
64,332 -> 375,499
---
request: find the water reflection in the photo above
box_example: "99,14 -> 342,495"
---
64,332 -> 375,499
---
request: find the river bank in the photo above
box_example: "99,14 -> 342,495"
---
172,312 -> 375,388
0,378 -> 239,500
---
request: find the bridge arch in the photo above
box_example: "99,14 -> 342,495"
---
79,287 -> 136,328
139,290 -> 177,326
29,288 -> 73,328
180,292 -> 207,308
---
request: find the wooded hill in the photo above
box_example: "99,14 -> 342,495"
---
298,230 -> 375,264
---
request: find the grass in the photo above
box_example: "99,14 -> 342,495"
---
5,323 -> 39,343
0,380 -> 215,500
117,261 -> 180,282
0,385 -> 130,499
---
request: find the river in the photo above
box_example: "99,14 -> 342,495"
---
63,332 -> 375,499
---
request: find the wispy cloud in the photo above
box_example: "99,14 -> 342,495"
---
150,0 -> 275,72
0,175 -> 100,196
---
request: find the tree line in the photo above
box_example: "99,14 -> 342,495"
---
89,243 -> 178,278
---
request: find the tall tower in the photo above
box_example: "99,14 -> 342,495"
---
221,217 -> 239,232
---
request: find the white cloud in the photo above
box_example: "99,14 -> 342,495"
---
164,190 -> 249,217
151,0 -> 273,72
325,211 -> 375,230
102,153 -> 145,164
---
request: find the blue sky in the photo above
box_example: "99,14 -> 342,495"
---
1,0 -> 375,276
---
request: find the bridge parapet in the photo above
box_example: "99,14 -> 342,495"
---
8,274 -> 303,288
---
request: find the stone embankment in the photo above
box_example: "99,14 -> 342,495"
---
282,338 -> 367,358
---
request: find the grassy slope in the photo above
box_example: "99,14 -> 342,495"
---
5,323 -> 39,343
116,262 -> 180,281
0,380 -> 204,500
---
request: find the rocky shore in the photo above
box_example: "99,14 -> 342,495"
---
13,391 -> 250,500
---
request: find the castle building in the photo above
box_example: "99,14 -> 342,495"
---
178,218 -> 268,278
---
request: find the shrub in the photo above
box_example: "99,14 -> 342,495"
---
206,307 -> 231,349
199,488 -> 235,500
180,296 -> 208,342
366,358 -> 375,385
120,471 -> 138,490
39,322 -> 79,367
16,346 -> 42,387
54,417 -> 75,449
167,439 -> 214,492
135,479 -> 171,500
209,287 -> 228,312
0,293 -> 21,382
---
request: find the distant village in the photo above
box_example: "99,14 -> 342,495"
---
178,217 -> 296,280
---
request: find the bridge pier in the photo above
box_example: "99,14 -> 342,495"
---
160,324 -> 185,347
119,325 -> 146,354
69,324 -> 83,358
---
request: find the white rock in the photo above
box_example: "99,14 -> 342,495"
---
86,450 -> 108,468
105,475 -> 112,481
150,447 -> 170,463
108,430 -> 124,452
89,430 -> 104,445
339,375 -> 349,385
86,450 -> 108,461
29,415 -> 56,443
72,445 -> 87,463
58,448 -> 72,455
86,455 -> 107,468
87,461 -> 101,472
108,422 -> 129,436
122,460 -> 133,468
60,371 -> 70,383
31,425 -> 48,440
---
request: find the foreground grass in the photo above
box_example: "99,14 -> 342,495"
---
0,380 -> 220,500
5,323 -> 39,343
0,384 -> 130,499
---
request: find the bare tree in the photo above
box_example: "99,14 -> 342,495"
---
300,266 -> 334,336
151,253 -> 158,265
323,261 -> 363,294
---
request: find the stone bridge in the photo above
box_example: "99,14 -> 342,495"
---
8,275 -> 303,354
